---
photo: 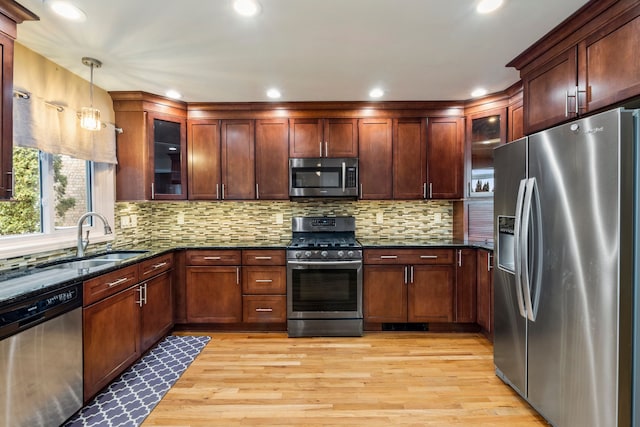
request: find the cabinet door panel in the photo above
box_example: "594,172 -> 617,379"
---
243,295 -> 286,323
409,265 -> 453,322
324,118 -> 358,157
255,119 -> 289,199
221,120 -> 255,199
583,14 -> 640,112
186,266 -> 242,323
83,287 -> 140,401
289,118 -> 323,158
140,272 -> 173,352
427,117 -> 464,199
242,266 -> 286,294
188,120 -> 220,199
148,112 -> 187,200
393,118 -> 427,199
454,249 -> 476,323
359,118 -> 392,199
364,265 -> 407,323
524,47 -> 578,134
476,250 -> 493,334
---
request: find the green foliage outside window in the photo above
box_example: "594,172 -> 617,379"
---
0,147 -> 40,235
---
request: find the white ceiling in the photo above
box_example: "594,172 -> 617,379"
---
14,0 -> 589,103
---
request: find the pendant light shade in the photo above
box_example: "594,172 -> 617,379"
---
80,57 -> 102,131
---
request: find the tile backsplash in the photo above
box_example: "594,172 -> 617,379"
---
0,200 -> 452,270
115,200 -> 453,247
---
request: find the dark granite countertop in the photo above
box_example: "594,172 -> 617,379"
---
0,239 -> 491,309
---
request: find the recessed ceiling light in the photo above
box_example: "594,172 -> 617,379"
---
471,88 -> 488,98
166,90 -> 182,99
46,0 -> 87,21
233,0 -> 261,17
266,88 -> 281,99
369,88 -> 384,98
476,0 -> 504,14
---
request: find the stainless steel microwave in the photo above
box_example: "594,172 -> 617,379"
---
289,158 -> 358,198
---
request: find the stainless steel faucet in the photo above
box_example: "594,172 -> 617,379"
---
77,212 -> 113,257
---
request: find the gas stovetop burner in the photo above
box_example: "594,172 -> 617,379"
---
287,216 -> 362,261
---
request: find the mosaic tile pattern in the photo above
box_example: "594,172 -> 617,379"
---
64,335 -> 210,427
114,200 -> 453,247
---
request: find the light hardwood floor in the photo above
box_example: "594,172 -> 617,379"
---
143,332 -> 548,426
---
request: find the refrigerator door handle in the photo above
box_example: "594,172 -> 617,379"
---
513,179 -> 528,318
521,177 -> 540,322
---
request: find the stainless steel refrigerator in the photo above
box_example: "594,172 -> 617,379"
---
494,108 -> 639,427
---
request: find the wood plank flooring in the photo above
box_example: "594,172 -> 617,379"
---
143,332 -> 548,426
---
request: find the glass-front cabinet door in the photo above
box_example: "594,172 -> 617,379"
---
148,113 -> 187,199
467,108 -> 506,198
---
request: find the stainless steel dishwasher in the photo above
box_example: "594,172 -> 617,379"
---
0,282 -> 83,427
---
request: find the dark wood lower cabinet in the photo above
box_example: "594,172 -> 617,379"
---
83,287 -> 141,401
409,265 -> 454,323
140,271 -> 173,353
185,266 -> 243,323
455,249 -> 477,323
364,265 -> 407,323
476,249 -> 494,336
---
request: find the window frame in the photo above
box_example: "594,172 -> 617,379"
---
0,158 -> 115,259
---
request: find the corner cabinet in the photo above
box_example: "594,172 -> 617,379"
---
110,92 -> 187,201
511,2 -> 640,134
0,2 -> 38,199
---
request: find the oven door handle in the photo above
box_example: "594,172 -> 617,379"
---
287,260 -> 362,267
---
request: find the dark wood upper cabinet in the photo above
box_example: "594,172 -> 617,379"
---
510,1 -> 640,134
522,48 -> 578,134
111,92 -> 187,201
289,118 -> 357,158
188,120 -> 221,200
427,117 -> 464,199
149,112 -> 187,199
0,2 -> 38,200
221,119 -> 255,200
392,118 -> 427,199
358,118 -> 392,199
255,118 -> 289,200
465,108 -> 506,198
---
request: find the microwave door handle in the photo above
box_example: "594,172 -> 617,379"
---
342,162 -> 346,192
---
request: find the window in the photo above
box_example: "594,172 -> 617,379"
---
0,146 -> 114,258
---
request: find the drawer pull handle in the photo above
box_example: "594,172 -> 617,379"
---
107,277 -> 129,288
380,255 -> 398,259
420,255 -> 438,259
151,262 -> 168,270
255,279 -> 273,283
203,256 -> 222,260
255,308 -> 273,312
254,256 -> 272,260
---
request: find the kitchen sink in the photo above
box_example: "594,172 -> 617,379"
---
36,250 -> 149,269
54,259 -> 116,269
91,250 -> 149,261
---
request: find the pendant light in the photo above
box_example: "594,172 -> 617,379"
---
80,57 -> 102,131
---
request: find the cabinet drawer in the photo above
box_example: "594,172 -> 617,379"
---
242,266 -> 286,294
84,265 -> 139,306
242,249 -> 285,266
186,250 -> 241,266
242,295 -> 286,323
139,253 -> 173,280
364,249 -> 454,265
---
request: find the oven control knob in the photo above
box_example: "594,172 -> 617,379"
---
304,251 -> 312,258
337,251 -> 344,257
295,252 -> 302,258
347,251 -> 354,257
321,251 -> 328,258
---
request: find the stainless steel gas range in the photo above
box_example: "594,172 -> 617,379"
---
286,216 -> 363,337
